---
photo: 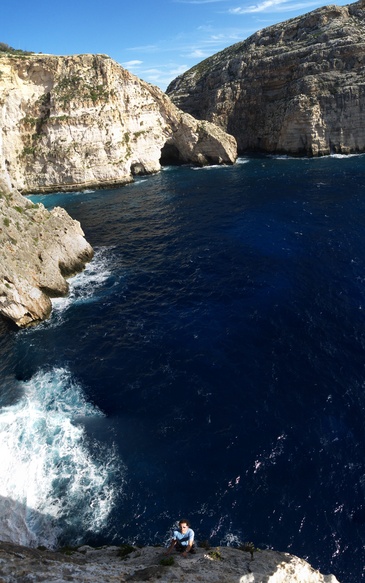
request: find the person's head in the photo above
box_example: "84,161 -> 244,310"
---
179,519 -> 190,532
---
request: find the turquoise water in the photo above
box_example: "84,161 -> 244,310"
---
1,155 -> 365,581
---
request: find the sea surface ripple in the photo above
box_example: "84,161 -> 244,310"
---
1,155 -> 365,582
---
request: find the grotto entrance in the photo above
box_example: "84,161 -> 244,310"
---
160,142 -> 185,166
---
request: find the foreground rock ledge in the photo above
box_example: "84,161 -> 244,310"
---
0,541 -> 340,583
0,182 -> 93,327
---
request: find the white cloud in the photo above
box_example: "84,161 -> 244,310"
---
126,44 -> 160,53
197,24 -> 215,31
185,49 -> 210,58
138,63 -> 189,90
170,65 -> 190,76
122,60 -> 143,68
229,0 -> 320,13
143,68 -> 163,74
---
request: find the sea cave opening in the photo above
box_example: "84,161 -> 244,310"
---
160,142 -> 185,166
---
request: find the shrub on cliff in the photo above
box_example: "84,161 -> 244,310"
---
0,42 -> 33,55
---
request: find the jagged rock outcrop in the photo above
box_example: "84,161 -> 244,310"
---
167,0 -> 365,156
0,53 -> 236,194
0,178 -> 93,327
0,541 -> 340,582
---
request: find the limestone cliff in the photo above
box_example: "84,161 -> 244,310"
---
0,541 -> 340,582
167,0 -> 365,156
0,178 -> 93,327
0,53 -> 237,194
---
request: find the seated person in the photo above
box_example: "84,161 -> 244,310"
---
165,518 -> 195,557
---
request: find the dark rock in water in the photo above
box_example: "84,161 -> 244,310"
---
166,0 -> 365,157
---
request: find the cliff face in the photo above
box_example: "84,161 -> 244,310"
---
0,178 -> 93,327
0,541 -> 340,583
0,53 -> 236,194
167,0 -> 365,156
0,51 -> 237,326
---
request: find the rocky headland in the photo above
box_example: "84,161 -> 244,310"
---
0,177 -> 93,327
167,0 -> 365,156
0,49 -> 237,327
0,540 -> 340,582
0,52 -> 236,194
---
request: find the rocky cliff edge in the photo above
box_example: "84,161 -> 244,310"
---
0,52 -> 237,327
0,178 -> 93,327
0,53 -> 237,194
167,0 -> 365,156
0,541 -> 340,583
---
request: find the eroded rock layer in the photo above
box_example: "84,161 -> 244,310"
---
0,53 -> 236,193
167,0 -> 365,156
0,179 -> 93,327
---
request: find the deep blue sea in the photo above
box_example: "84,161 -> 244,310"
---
1,154 -> 365,582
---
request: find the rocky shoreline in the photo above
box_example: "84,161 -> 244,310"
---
0,540 -> 340,582
0,179 -> 93,327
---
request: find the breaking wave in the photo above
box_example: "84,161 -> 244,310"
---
49,247 -> 116,324
0,367 -> 121,548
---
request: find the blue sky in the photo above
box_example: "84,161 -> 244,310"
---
2,0 -> 351,90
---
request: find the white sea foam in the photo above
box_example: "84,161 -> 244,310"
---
50,247 -> 115,322
192,164 -> 230,170
220,532 -> 243,546
0,367 -> 120,548
271,152 -> 365,160
162,165 -> 188,172
191,157 -> 249,167
330,152 -> 365,159
252,433 -> 287,474
132,177 -> 148,183
269,154 -> 309,160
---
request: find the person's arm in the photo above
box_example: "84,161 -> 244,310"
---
165,539 -> 176,554
182,533 -> 194,557
182,542 -> 192,557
